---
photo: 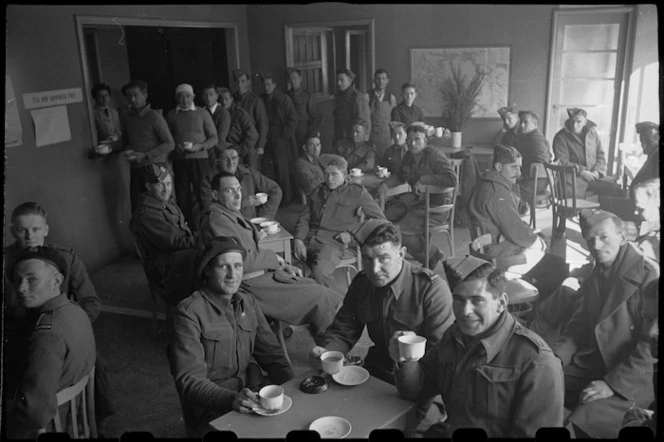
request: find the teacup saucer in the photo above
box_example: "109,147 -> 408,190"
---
253,395 -> 292,416
261,227 -> 281,235
351,173 -> 364,178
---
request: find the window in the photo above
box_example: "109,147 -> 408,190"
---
285,20 -> 374,98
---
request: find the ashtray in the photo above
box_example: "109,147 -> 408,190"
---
300,375 -> 329,394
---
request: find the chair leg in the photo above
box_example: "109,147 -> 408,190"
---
275,320 -> 291,365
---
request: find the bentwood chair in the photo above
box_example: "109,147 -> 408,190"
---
335,207 -> 365,288
39,367 -> 97,438
133,238 -> 171,332
527,162 -> 550,231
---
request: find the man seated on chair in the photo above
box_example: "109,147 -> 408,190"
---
633,178 -> 660,262
198,172 -> 344,341
170,236 -> 294,437
514,110 -> 551,215
492,106 -> 520,148
200,145 -> 282,219
130,164 -> 199,307
630,121 -> 660,192
4,247 -> 96,438
293,154 -> 385,289
4,202 -> 113,433
377,124 -> 457,265
293,132 -> 325,199
553,107 -> 622,198
333,119 -> 376,173
379,121 -> 408,175
392,255 -> 564,438
544,209 -> 658,439
468,144 -> 547,275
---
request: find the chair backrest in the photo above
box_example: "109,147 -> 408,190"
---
543,162 -> 578,232
530,162 -> 547,190
422,185 -> 456,268
449,158 -> 463,197
378,182 -> 411,211
46,367 -> 97,438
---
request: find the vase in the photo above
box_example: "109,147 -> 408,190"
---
451,132 -> 462,149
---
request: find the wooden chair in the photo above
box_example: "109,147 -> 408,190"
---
300,189 -> 307,206
335,207 -> 365,287
402,185 -> 456,268
543,162 -> 600,242
449,158 -> 463,198
40,367 -> 97,438
133,238 -> 171,332
378,182 -> 411,211
267,317 -> 292,365
468,223 -> 528,272
527,162 -> 550,231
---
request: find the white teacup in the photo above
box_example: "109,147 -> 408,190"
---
109,133 -> 120,142
377,166 -> 387,177
435,127 -> 444,138
398,335 -> 427,360
182,141 -> 194,151
96,144 -> 111,155
260,221 -> 279,234
256,192 -> 268,204
350,168 -> 362,177
321,350 -> 345,375
258,385 -> 284,411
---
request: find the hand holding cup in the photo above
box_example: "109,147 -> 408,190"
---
321,350 -> 345,375
397,334 -> 427,362
309,346 -> 327,370
389,330 -> 416,362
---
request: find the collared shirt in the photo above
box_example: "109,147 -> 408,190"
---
176,103 -> 197,112
397,312 -> 564,437
321,260 -> 454,376
333,139 -> 376,173
120,104 -> 175,166
391,102 -> 424,126
171,287 -> 294,418
207,102 -> 219,115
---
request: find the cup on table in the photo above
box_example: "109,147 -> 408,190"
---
258,385 -> 284,411
109,133 -> 120,142
255,192 -> 268,204
321,350 -> 345,375
182,141 -> 194,151
398,335 -> 427,361
377,166 -> 387,178
350,168 -> 362,177
435,127 -> 444,138
260,221 -> 279,234
96,143 -> 111,155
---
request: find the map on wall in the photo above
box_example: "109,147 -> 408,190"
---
411,47 -> 510,118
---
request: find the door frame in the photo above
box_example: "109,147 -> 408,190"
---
544,6 -> 635,172
75,15 -> 241,147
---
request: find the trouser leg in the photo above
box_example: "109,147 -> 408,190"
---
172,159 -> 193,225
188,158 -> 211,230
129,167 -> 147,213
308,242 -> 351,291
94,351 -> 115,432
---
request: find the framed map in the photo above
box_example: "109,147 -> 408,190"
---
410,47 -> 510,118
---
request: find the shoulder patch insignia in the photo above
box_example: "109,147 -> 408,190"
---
35,312 -> 54,330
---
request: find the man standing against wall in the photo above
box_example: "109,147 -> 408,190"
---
368,69 -> 397,159
287,67 -> 322,149
200,83 -> 232,167
219,87 -> 259,166
333,68 -> 371,149
391,82 -> 425,126
234,69 -> 269,170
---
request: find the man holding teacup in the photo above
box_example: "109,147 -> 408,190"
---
170,236 -> 294,436
392,255 -> 564,438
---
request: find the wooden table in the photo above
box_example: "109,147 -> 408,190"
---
259,227 -> 293,264
209,367 -> 417,438
349,172 -> 387,190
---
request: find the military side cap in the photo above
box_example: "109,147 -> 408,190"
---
14,246 -> 67,277
493,144 -> 522,165
388,121 -> 406,131
336,68 -> 356,80
348,219 -> 394,246
635,121 -> 659,134
497,106 -> 516,118
353,119 -> 368,130
566,107 -> 587,119
145,163 -> 170,184
578,208 -> 616,233
197,236 -> 246,278
443,255 -> 492,289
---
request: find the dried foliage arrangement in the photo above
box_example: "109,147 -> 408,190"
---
441,62 -> 487,132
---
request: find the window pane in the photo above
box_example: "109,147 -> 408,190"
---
563,23 -> 620,51
562,52 -> 617,78
560,79 -> 614,105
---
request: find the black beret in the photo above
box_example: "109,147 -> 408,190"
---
197,236 -> 246,278
347,219 -> 394,245
635,121 -> 659,134
14,246 -> 67,277
443,255 -> 491,289
145,163 -> 170,184
578,208 -> 617,233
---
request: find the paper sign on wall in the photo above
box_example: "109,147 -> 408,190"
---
5,75 -> 23,147
23,88 -> 83,110
30,105 -> 72,147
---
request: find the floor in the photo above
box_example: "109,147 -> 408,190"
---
90,199 -> 589,437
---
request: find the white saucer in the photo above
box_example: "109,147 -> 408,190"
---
253,394 -> 292,416
261,227 -> 281,235
250,217 -> 269,224
332,366 -> 369,386
309,416 -> 352,438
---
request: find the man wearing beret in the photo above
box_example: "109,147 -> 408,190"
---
632,177 -> 660,262
393,256 -> 564,438
200,145 -> 282,220
468,144 -> 547,275
492,106 -> 520,148
293,133 -> 326,199
234,69 -> 269,166
166,83 -> 219,227
553,107 -> 622,198
198,172 -> 344,339
333,68 -> 371,149
630,121 -> 659,193
4,247 -> 96,438
378,124 -> 458,265
530,209 -> 659,438
294,154 -> 386,289
130,164 -> 199,307
332,119 -> 377,173
170,236 -> 294,437
514,110 -> 552,214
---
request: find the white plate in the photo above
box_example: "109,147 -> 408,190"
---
253,394 -> 292,416
309,416 -> 352,438
332,366 -> 369,386
261,227 -> 282,235
250,217 -> 269,224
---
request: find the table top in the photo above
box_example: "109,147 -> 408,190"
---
209,367 -> 416,438
349,172 -> 388,190
258,226 -> 293,244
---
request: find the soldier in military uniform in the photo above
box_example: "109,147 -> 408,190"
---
333,68 -> 371,149
287,67 -> 322,149
130,164 -> 199,307
234,69 -> 269,170
333,119 -> 376,173
293,154 -> 385,289
219,87 -> 259,168
378,124 -> 457,265
198,172 -> 344,340
4,202 -> 113,433
293,133 -> 325,199
394,255 -> 565,438
379,121 -> 408,175
4,247 -> 96,438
